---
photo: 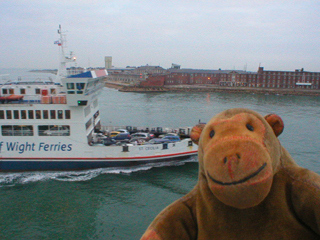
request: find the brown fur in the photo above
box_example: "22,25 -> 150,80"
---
141,108 -> 320,239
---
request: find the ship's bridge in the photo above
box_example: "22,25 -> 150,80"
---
62,69 -> 107,106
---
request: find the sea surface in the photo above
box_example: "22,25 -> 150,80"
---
0,69 -> 320,239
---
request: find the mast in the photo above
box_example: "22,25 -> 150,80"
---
55,25 -> 76,82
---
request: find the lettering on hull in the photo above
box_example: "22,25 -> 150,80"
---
0,141 -> 72,154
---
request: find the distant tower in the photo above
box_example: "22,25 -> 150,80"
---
105,56 -> 112,69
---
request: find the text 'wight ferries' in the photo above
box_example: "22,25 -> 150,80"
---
1,142 -> 73,154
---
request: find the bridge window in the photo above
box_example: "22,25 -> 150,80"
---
77,83 -> 84,91
66,83 -> 75,89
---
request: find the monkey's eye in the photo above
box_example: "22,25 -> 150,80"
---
209,130 -> 215,138
246,124 -> 254,131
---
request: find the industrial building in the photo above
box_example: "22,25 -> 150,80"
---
104,57 -> 320,90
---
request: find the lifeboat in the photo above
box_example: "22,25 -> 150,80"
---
0,94 -> 24,103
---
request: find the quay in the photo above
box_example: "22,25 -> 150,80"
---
105,64 -> 320,96
105,81 -> 320,96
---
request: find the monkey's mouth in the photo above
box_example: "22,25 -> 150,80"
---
207,163 -> 267,186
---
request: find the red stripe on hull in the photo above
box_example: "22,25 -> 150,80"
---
1,151 -> 198,161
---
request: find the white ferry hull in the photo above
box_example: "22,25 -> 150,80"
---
1,153 -> 197,172
0,26 -> 199,172
0,139 -> 198,171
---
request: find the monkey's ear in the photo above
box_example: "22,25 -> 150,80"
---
190,124 -> 206,145
264,114 -> 284,137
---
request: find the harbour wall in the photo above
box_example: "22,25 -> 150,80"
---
105,81 -> 320,96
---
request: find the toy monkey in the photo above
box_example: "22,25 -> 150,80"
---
141,108 -> 320,240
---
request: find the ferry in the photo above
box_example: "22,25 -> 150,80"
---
0,26 -> 198,172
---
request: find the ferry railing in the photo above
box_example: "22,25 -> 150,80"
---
0,94 -> 68,104
0,95 -> 43,104
22,95 -> 42,103
100,125 -> 179,135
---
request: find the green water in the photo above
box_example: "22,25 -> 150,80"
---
0,160 -> 198,239
1,85 -> 320,239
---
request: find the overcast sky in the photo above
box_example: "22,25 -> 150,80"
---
1,0 -> 320,72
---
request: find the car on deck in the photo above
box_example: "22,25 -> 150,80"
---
111,133 -> 131,142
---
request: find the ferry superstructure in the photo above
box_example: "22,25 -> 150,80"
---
0,26 -> 198,172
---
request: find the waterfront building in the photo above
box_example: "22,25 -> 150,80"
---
106,65 -> 166,85
165,68 -> 251,86
143,66 -> 320,90
105,62 -> 320,90
66,67 -> 85,76
256,67 -> 319,89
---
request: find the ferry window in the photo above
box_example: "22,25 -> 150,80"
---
35,88 -> 41,94
50,110 -> 56,119
58,110 -> 63,119
38,125 -> 70,136
28,110 -> 34,119
94,110 -> 99,119
20,89 -> 26,94
2,125 -> 12,136
15,125 -> 33,136
2,125 -> 33,136
0,110 -> 4,119
76,83 -> 85,90
9,89 -> 14,94
2,89 -> 7,94
13,110 -> 19,119
67,91 -> 75,94
43,110 -> 49,119
66,83 -> 75,89
21,110 -> 27,119
65,110 -> 71,119
86,119 -> 92,129
36,110 -> 41,119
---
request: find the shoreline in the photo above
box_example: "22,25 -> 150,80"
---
104,81 -> 320,96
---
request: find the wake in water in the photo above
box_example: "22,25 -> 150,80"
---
0,157 -> 197,187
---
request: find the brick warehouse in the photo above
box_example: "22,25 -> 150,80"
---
161,67 -> 320,90
107,65 -> 320,90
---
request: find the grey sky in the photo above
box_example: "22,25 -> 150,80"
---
1,0 -> 320,71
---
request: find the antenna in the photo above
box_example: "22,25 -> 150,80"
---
54,25 -> 76,82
